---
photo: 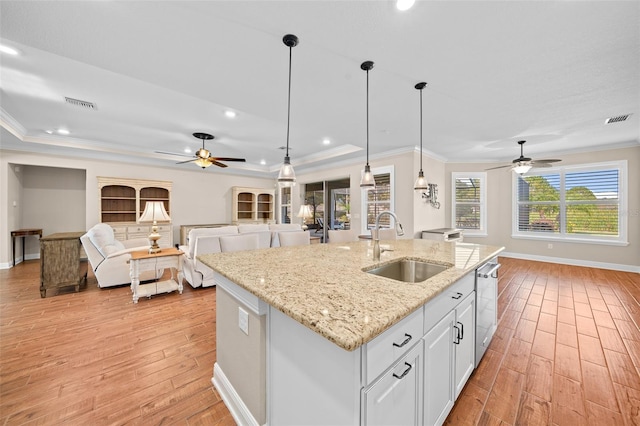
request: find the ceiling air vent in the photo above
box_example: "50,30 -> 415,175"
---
605,114 -> 631,124
64,97 -> 97,110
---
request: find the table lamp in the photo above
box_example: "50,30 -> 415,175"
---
139,201 -> 171,253
296,204 -> 313,231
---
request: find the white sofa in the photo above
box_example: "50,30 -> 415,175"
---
180,223 -> 303,288
81,223 -> 161,288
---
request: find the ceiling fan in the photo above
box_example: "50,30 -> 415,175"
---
156,132 -> 246,169
486,140 -> 561,174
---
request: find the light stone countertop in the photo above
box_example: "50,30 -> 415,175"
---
199,239 -> 504,351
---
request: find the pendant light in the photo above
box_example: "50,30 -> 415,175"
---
277,34 -> 299,188
360,61 -> 376,190
414,82 -> 428,191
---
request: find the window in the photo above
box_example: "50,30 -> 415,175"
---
513,161 -> 627,245
452,172 -> 487,236
361,166 -> 394,234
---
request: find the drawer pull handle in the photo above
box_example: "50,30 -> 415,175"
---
393,333 -> 412,348
393,362 -> 413,380
451,292 -> 463,300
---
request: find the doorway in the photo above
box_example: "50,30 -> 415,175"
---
303,177 -> 350,242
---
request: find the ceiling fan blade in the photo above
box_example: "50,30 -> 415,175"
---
531,159 -> 561,164
155,150 -> 194,158
209,160 -> 228,168
210,157 -> 246,162
485,164 -> 513,171
176,158 -> 196,165
531,163 -> 553,168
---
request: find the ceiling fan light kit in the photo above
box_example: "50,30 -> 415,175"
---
277,34 -> 299,188
360,60 -> 376,190
485,140 -> 561,174
158,132 -> 246,169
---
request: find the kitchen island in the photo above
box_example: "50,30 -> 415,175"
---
200,239 -> 504,425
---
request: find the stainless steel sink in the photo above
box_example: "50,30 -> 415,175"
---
365,259 -> 448,283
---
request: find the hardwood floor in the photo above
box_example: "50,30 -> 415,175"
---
446,257 -> 640,425
0,260 -> 235,425
1,257 -> 639,425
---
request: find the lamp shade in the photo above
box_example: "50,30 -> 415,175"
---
139,201 -> 171,223
296,204 -> 313,219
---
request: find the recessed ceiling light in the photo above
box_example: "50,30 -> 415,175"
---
45,130 -> 53,134
57,129 -> 70,135
396,0 -> 415,11
184,148 -> 192,154
0,44 -> 19,56
224,110 -> 237,118
322,138 -> 331,145
260,159 -> 266,165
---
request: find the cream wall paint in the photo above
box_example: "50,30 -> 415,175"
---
445,146 -> 640,270
21,165 -> 86,258
0,150 -> 275,267
296,150 -> 446,238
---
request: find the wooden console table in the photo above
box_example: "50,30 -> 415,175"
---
11,228 -> 42,266
129,248 -> 183,304
40,232 -> 87,298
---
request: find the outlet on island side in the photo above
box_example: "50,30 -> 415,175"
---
548,243 -> 553,249
238,307 -> 249,335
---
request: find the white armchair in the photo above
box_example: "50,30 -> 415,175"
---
81,223 -> 159,288
180,226 -> 239,288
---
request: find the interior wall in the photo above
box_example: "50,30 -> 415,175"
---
445,145 -> 640,270
296,150 -> 443,238
413,150 -> 447,237
0,150 -> 276,267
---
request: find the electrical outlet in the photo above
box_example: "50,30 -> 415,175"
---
548,243 -> 553,249
238,307 -> 249,335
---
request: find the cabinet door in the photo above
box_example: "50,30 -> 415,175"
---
454,292 -> 475,399
362,341 -> 423,426
423,310 -> 455,426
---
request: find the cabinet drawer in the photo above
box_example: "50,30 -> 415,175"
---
424,273 -> 474,333
155,225 -> 171,233
363,307 -> 423,385
127,225 -> 149,234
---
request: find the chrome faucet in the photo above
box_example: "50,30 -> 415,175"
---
373,211 -> 404,261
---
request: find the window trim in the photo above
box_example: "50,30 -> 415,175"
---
361,165 -> 395,235
451,172 -> 487,237
511,160 -> 628,246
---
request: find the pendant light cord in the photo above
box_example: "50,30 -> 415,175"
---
286,44 -> 292,158
419,87 -> 423,171
366,67 -> 370,166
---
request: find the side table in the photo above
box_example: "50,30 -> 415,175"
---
40,232 -> 87,297
129,247 -> 184,304
11,228 -> 43,266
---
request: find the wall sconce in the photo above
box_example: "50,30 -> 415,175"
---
422,183 -> 441,209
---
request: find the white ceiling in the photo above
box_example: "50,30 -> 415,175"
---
1,1 -> 638,177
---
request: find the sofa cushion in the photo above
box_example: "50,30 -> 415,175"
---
269,224 -> 303,247
238,224 -> 270,233
188,226 -> 238,258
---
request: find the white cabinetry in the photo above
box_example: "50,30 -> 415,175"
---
423,273 -> 475,426
98,177 -> 173,246
362,341 -> 423,426
232,187 -> 275,224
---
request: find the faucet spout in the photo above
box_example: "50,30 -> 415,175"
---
373,211 -> 404,261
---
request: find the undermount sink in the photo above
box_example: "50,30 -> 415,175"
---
365,259 -> 448,283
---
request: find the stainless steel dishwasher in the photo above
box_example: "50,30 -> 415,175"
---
475,257 -> 501,367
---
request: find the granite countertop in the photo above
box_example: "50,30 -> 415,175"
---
199,239 -> 504,351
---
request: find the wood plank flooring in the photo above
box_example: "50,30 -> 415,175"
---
1,257 -> 639,425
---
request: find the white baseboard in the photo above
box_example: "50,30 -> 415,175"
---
212,362 -> 260,426
500,251 -> 639,273
0,253 -> 40,269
